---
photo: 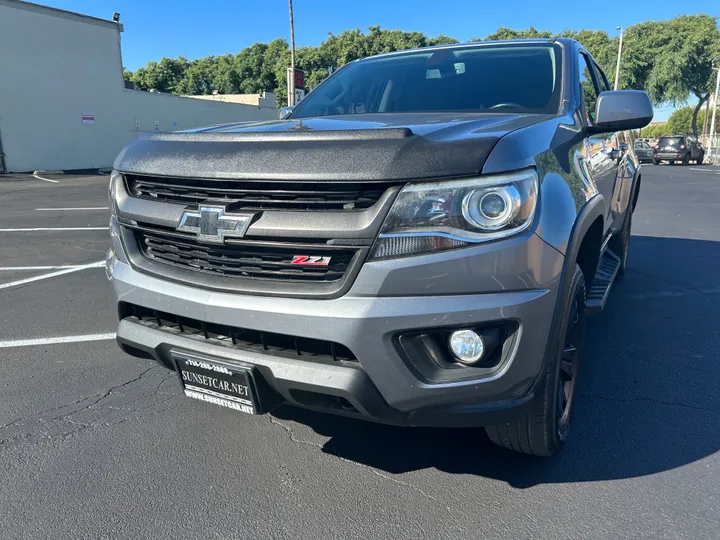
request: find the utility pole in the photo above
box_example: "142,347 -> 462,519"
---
614,26 -> 623,91
708,55 -> 720,163
288,0 -> 296,106
702,98 -> 711,143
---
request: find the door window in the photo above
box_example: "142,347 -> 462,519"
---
577,52 -> 600,125
592,61 -> 611,93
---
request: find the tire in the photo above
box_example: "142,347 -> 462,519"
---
682,154 -> 690,165
697,153 -> 704,165
653,159 -> 660,165
610,209 -> 632,277
485,264 -> 587,457
669,160 -> 675,165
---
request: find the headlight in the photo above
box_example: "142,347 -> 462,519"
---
370,169 -> 538,260
109,170 -> 122,216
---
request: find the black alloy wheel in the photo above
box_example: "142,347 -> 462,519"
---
557,289 -> 584,439
485,264 -> 587,456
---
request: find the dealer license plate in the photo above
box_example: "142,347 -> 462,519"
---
173,353 -> 257,415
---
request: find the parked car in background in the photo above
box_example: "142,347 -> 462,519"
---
634,139 -> 654,163
108,38 -> 652,457
653,135 -> 704,165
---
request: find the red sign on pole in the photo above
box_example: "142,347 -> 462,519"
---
294,69 -> 305,90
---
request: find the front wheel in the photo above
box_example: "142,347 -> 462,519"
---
485,264 -> 587,456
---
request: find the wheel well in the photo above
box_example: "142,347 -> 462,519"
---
575,217 -> 603,286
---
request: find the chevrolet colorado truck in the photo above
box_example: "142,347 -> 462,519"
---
107,38 -> 652,456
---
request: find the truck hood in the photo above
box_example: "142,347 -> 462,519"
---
114,113 -> 547,181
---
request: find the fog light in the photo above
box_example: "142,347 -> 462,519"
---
448,330 -> 485,365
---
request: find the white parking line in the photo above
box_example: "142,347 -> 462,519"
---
0,227 -> 108,232
32,174 -> 60,183
35,207 -> 109,211
0,260 -> 104,291
0,264 -> 100,271
689,167 -> 720,174
0,333 -> 116,349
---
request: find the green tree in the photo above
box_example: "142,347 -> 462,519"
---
642,15 -> 720,136
214,54 -> 241,94
175,57 -> 217,95
560,29 -> 617,83
132,57 -> 190,93
474,26 -> 552,41
122,67 -> 133,82
428,34 -> 459,46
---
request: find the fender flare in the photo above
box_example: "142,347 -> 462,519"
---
563,195 -> 605,278
527,195 -> 605,395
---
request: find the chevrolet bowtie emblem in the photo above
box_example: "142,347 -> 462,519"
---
177,204 -> 254,244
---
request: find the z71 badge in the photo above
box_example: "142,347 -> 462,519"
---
291,255 -> 331,266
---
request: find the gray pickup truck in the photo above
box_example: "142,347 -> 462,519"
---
107,38 -> 652,456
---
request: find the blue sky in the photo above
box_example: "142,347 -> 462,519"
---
38,0 -> 717,120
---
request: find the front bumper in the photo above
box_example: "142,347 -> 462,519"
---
108,222 -> 564,427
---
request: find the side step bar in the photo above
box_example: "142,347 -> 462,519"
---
586,248 -> 621,314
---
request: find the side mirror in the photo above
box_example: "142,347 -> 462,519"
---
588,90 -> 653,134
279,105 -> 295,119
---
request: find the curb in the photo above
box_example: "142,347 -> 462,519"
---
33,170 -> 64,175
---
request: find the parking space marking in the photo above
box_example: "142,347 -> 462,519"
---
0,227 -> 108,232
35,207 -> 109,211
689,167 -> 720,174
0,333 -> 116,349
0,264 -> 101,271
0,260 -> 104,291
32,174 -> 60,183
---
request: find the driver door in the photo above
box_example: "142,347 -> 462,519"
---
578,51 -> 619,236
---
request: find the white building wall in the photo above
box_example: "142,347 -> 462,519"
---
0,0 -> 277,172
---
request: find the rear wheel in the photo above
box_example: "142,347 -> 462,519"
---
485,264 -> 587,456
669,160 -> 676,165
697,153 -> 704,165
682,154 -> 690,165
653,159 -> 660,165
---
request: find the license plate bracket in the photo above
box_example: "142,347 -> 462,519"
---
172,351 -> 269,415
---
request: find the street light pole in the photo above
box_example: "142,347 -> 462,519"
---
708,56 -> 720,163
614,26 -> 623,91
288,0 -> 296,107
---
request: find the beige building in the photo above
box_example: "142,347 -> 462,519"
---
0,0 -> 277,173
187,92 -> 278,109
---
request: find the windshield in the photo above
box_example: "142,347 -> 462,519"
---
291,43 -> 563,118
658,137 -> 683,147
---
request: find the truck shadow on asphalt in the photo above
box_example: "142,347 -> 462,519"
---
272,236 -> 720,488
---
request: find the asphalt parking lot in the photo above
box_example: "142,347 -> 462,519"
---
1,165 -> 719,539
